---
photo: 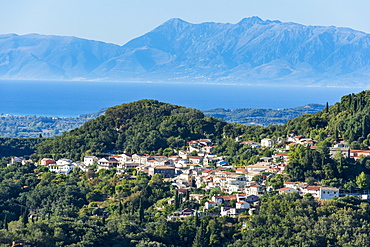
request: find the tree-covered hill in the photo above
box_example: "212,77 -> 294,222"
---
284,90 -> 370,149
31,90 -> 370,161
0,104 -> 322,138
0,137 -> 46,158
37,100 -> 232,160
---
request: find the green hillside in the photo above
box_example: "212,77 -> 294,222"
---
2,92 -> 370,246
284,91 -> 370,148
37,100 -> 231,160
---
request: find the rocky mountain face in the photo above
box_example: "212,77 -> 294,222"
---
2,17 -> 370,86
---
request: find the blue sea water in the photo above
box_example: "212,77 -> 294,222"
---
0,80 -> 368,117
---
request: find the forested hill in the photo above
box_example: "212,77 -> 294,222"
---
284,90 -> 370,148
37,100 -> 234,160
0,104 -> 323,138
35,90 -> 370,160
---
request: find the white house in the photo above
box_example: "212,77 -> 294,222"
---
235,201 -> 250,209
189,156 -> 203,164
204,201 -> 217,210
276,187 -> 298,194
49,159 -> 74,174
301,186 -> 321,198
56,159 -> 73,166
97,157 -> 119,170
84,156 -> 98,166
261,138 -> 274,147
245,185 -> 264,196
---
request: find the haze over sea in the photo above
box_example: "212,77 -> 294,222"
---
0,80 -> 367,117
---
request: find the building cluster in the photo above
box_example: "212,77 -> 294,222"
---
10,135 -> 370,218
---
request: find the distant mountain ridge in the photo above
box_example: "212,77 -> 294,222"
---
2,17 -> 370,86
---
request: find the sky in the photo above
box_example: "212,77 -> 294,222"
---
1,0 -> 370,45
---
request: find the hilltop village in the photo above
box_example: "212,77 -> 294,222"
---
10,134 -> 369,219
4,94 -> 370,246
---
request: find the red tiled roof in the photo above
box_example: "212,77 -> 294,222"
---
214,195 -> 237,200
305,186 -> 321,190
202,169 -> 213,173
276,153 -> 288,156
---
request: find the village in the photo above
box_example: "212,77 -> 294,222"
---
9,134 -> 370,220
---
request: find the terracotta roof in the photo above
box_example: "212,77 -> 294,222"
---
276,153 -> 288,156
305,186 -> 321,190
214,195 -> 237,200
321,187 -> 339,191
241,141 -> 256,144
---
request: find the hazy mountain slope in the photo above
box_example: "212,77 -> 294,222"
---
2,17 -> 370,85
104,17 -> 370,85
0,34 -> 124,80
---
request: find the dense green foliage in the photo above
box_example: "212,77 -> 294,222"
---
204,104 -> 324,126
285,144 -> 359,183
0,109 -> 105,138
285,91 -> 370,148
234,193 -> 370,247
0,103 -> 322,138
0,137 -> 45,158
3,92 -> 370,246
36,100 -> 231,160
2,162 -> 370,246
0,163 -> 240,247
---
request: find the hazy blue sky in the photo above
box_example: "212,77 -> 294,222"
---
2,0 -> 370,45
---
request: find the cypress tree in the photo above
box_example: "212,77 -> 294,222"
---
194,211 -> 200,227
185,189 -> 190,201
21,210 -> 28,227
131,202 -> 135,215
192,220 -> 207,247
325,102 -> 329,113
174,190 -> 179,210
118,201 -> 123,215
3,215 -> 8,231
139,198 -> 144,224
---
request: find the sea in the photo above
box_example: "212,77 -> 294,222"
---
0,80 -> 368,117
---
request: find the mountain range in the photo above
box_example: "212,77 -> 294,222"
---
2,16 -> 370,86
